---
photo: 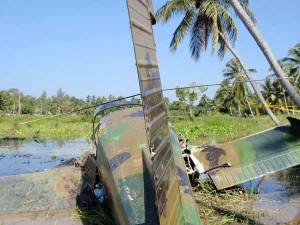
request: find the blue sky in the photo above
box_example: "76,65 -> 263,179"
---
0,0 -> 299,100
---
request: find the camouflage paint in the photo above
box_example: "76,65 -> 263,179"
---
96,107 -> 201,224
124,0 -> 202,223
193,123 -> 300,190
96,107 -> 157,225
169,127 -> 202,225
0,165 -> 90,224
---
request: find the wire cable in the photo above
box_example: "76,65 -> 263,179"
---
17,76 -> 294,125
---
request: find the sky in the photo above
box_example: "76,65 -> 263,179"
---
0,0 -> 299,101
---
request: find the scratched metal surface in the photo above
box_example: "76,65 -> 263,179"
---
194,124 -> 300,190
96,107 -> 201,224
126,1 -> 189,224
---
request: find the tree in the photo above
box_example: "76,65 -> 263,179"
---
198,94 -> 213,115
6,88 -> 23,115
131,97 -> 141,104
223,58 -> 255,117
156,0 -> 280,125
0,91 -> 10,112
21,95 -> 36,114
229,0 -> 300,109
261,78 -> 289,114
283,43 -> 300,85
175,82 -> 207,119
55,88 -> 66,114
215,80 -> 235,115
38,91 -> 47,115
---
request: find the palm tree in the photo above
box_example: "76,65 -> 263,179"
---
261,78 -> 289,114
228,0 -> 300,109
156,0 -> 280,125
283,43 -> 300,85
223,58 -> 255,117
199,94 -> 212,115
215,80 -> 235,115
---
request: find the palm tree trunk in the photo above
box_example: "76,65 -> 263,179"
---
18,96 -> 21,115
283,91 -> 290,115
189,104 -> 193,119
238,105 -> 242,117
229,0 -> 300,109
12,102 -> 15,115
219,32 -> 280,125
245,95 -> 254,117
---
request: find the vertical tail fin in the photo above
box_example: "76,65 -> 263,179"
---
125,0 -> 186,223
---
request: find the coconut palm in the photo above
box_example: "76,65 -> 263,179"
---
261,78 -> 290,114
199,94 -> 213,114
223,58 -> 255,117
156,0 -> 280,125
215,80 -> 235,115
283,43 -> 300,85
228,0 -> 300,109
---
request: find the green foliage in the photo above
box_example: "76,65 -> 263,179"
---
169,114 -> 291,145
221,58 -> 256,117
175,82 -> 207,118
72,206 -> 115,225
0,115 -> 92,140
156,0 -> 255,60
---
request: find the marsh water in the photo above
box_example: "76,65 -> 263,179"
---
241,166 -> 300,224
0,138 -> 94,176
0,139 -> 299,224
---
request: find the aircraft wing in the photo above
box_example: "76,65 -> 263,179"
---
193,117 -> 300,190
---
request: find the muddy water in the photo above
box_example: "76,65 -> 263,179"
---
1,139 -> 299,224
0,138 -> 94,176
241,166 -> 300,224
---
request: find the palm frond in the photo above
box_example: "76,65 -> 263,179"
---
200,0 -> 219,52
239,2 -> 257,23
189,12 -> 212,60
217,4 -> 237,46
217,35 -> 227,59
155,0 -> 189,23
170,9 -> 195,51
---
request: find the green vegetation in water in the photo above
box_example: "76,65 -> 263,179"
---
1,113 -> 297,144
0,115 -> 93,140
49,154 -> 57,160
170,114 -> 297,145
72,206 -> 115,225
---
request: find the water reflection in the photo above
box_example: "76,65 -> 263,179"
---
242,166 -> 300,224
0,138 -> 94,176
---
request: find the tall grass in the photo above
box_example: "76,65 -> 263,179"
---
72,206 -> 115,225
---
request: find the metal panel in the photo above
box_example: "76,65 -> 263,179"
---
126,0 -> 185,223
209,148 -> 300,190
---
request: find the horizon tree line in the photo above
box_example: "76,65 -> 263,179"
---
1,42 -> 299,118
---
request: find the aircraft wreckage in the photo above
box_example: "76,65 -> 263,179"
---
1,0 -> 300,224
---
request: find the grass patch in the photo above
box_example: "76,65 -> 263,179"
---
0,115 -> 92,140
72,206 -> 115,225
194,181 -> 260,224
170,114 -> 297,145
1,113 -> 296,142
